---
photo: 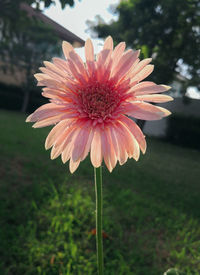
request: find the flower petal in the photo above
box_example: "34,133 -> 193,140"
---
62,41 -> 74,60
124,102 -> 171,120
129,58 -> 152,79
26,103 -> 72,122
116,121 -> 140,161
90,127 -> 103,168
101,129 -> 115,172
32,115 -> 62,128
85,38 -> 94,61
81,128 -> 94,161
131,64 -> 154,83
129,82 -> 171,95
112,42 -> 126,68
52,57 -> 70,74
118,115 -> 146,154
71,124 -> 91,162
69,158 -> 81,173
103,36 -> 113,50
111,125 -> 128,165
43,61 -> 68,78
111,50 -> 140,81
45,120 -> 71,150
135,94 -> 173,103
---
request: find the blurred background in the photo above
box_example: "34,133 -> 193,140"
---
0,0 -> 200,274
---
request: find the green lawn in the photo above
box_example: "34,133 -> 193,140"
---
0,109 -> 200,275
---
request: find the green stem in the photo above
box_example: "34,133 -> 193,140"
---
94,166 -> 104,275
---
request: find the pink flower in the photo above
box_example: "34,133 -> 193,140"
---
26,36 -> 173,173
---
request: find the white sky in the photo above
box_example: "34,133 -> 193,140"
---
43,0 -> 119,58
186,87 -> 200,99
43,0 -> 200,99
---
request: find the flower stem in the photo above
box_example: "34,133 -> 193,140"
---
94,166 -> 104,275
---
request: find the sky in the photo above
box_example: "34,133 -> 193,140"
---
43,0 -> 200,99
43,0 -> 119,58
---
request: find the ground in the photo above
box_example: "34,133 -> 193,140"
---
0,109 -> 200,275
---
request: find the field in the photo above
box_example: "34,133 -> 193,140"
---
0,109 -> 200,275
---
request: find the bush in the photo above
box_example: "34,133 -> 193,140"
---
166,114 -> 200,150
0,82 -> 47,113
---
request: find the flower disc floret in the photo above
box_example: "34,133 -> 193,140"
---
78,81 -> 121,122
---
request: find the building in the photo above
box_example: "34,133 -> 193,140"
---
143,98 -> 200,137
21,3 -> 84,48
0,3 -> 85,87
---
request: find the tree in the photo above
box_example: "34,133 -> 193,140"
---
0,3 -> 61,112
0,0 -> 79,41
8,21 -> 60,112
92,0 -> 200,89
0,0 -> 81,112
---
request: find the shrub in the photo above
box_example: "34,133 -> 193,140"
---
166,113 -> 200,150
0,82 -> 47,113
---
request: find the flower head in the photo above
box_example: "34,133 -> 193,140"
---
26,36 -> 173,173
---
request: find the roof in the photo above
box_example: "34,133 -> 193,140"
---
21,3 -> 85,47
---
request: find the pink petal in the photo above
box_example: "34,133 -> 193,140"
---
33,112 -> 78,128
116,121 -> 140,161
125,58 -> 140,79
103,36 -> 113,50
111,42 -> 126,68
36,78 -> 66,90
109,126 -> 119,160
105,128 -> 117,170
67,59 -> 87,85
45,120 -> 71,150
26,104 -> 70,122
124,102 -> 171,120
57,119 -> 87,163
67,49 -> 87,76
26,103 -> 60,122
113,121 -> 140,161
32,115 -> 62,128
111,50 -> 140,81
118,115 -> 146,154
42,88 -> 73,101
90,127 -> 103,168
34,73 -> 51,81
71,124 -> 91,162
111,125 -> 128,165
101,129 -> 116,172
96,50 -> 112,81
52,57 -> 70,74
39,67 -> 64,82
62,41 -> 74,60
43,61 -> 68,78
61,144 -> 72,164
85,39 -> 96,77
69,158 -> 81,173
135,94 -> 173,103
131,64 -> 154,83
51,125 -> 77,160
130,82 -> 171,95
97,49 -> 111,66
129,58 -> 152,79
61,129 -> 80,163
85,38 -> 94,61
81,129 -> 94,161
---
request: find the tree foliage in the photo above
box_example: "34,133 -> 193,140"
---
0,0 -> 65,112
2,18 -> 61,112
0,0 -> 82,112
93,0 -> 200,88
0,0 -> 78,40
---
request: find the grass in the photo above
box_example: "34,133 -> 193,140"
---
0,109 -> 200,275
